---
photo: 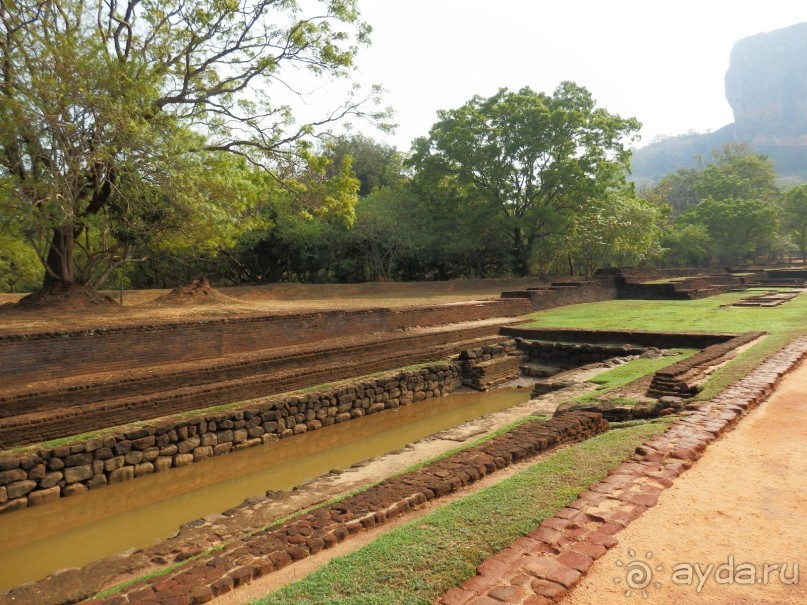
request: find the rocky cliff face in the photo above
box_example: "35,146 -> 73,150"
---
631,22 -> 807,186
725,22 -> 807,144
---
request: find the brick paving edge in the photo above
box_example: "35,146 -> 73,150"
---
438,335 -> 807,605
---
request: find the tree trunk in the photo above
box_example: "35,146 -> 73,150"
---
510,227 -> 531,277
42,225 -> 76,289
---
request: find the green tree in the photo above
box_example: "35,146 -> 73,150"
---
640,168 -> 699,216
694,143 -> 779,203
324,135 -> 406,197
678,197 -> 779,265
567,194 -> 664,276
409,82 -> 640,276
0,0 -> 385,295
782,184 -> 807,262
660,223 -> 713,267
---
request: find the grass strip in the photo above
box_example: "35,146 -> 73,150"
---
586,349 -> 697,391
251,421 -> 671,605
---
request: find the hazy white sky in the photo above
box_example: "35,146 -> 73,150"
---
342,1 -> 807,151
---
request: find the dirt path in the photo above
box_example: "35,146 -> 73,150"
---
564,360 -> 807,605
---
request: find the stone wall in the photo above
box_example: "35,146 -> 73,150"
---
0,319 -> 504,448
0,365 -> 460,514
518,340 -> 648,369
457,340 -> 521,389
646,331 -> 766,397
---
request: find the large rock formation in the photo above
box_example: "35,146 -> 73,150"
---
725,22 -> 807,143
631,22 -> 807,186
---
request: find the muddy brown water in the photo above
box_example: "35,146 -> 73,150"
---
0,388 -> 531,590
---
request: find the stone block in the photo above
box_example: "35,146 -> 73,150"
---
39,471 -> 64,489
94,447 -> 114,460
0,497 -> 27,513
105,456 -> 125,472
213,442 -> 233,456
132,436 -> 156,450
174,453 -> 194,467
87,473 -> 108,489
193,446 -> 213,462
62,483 -> 88,497
135,462 -> 154,477
109,466 -> 134,484
7,479 -> 37,499
124,451 -> 144,465
0,468 -> 27,485
64,464 -> 93,484
154,456 -> 173,472
28,486 -> 61,506
177,436 -> 201,454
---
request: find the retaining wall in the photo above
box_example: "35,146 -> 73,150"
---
500,278 -> 618,311
0,365 -> 461,514
0,299 -> 529,389
518,340 -> 648,368
500,327 -> 740,349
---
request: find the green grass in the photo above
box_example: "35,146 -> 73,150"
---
587,349 -> 697,391
519,291 -> 807,399
251,421 -> 672,605
519,290 -> 807,334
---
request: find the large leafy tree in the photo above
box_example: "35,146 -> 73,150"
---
678,196 -> 779,265
0,0 -> 385,295
694,143 -> 779,203
566,193 -> 663,276
409,82 -> 640,276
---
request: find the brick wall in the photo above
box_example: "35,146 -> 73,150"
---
0,299 -> 530,389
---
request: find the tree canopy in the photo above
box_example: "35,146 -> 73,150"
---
409,82 -> 641,275
0,0 -> 386,293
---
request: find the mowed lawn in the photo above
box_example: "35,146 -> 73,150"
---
519,290 -> 807,335
519,291 -> 807,399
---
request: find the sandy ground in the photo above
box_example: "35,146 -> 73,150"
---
565,361 -> 807,605
0,277 -> 543,334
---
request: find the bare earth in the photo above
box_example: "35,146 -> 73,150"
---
565,360 -> 807,605
0,277 -> 541,334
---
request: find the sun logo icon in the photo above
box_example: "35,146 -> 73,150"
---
614,549 -> 664,599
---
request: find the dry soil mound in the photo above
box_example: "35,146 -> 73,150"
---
148,277 -> 247,307
14,282 -> 119,311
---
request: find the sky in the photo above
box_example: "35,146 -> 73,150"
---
334,1 -> 807,151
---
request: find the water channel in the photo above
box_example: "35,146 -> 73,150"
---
0,387 -> 532,590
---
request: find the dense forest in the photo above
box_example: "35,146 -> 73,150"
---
2,2 -> 806,295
